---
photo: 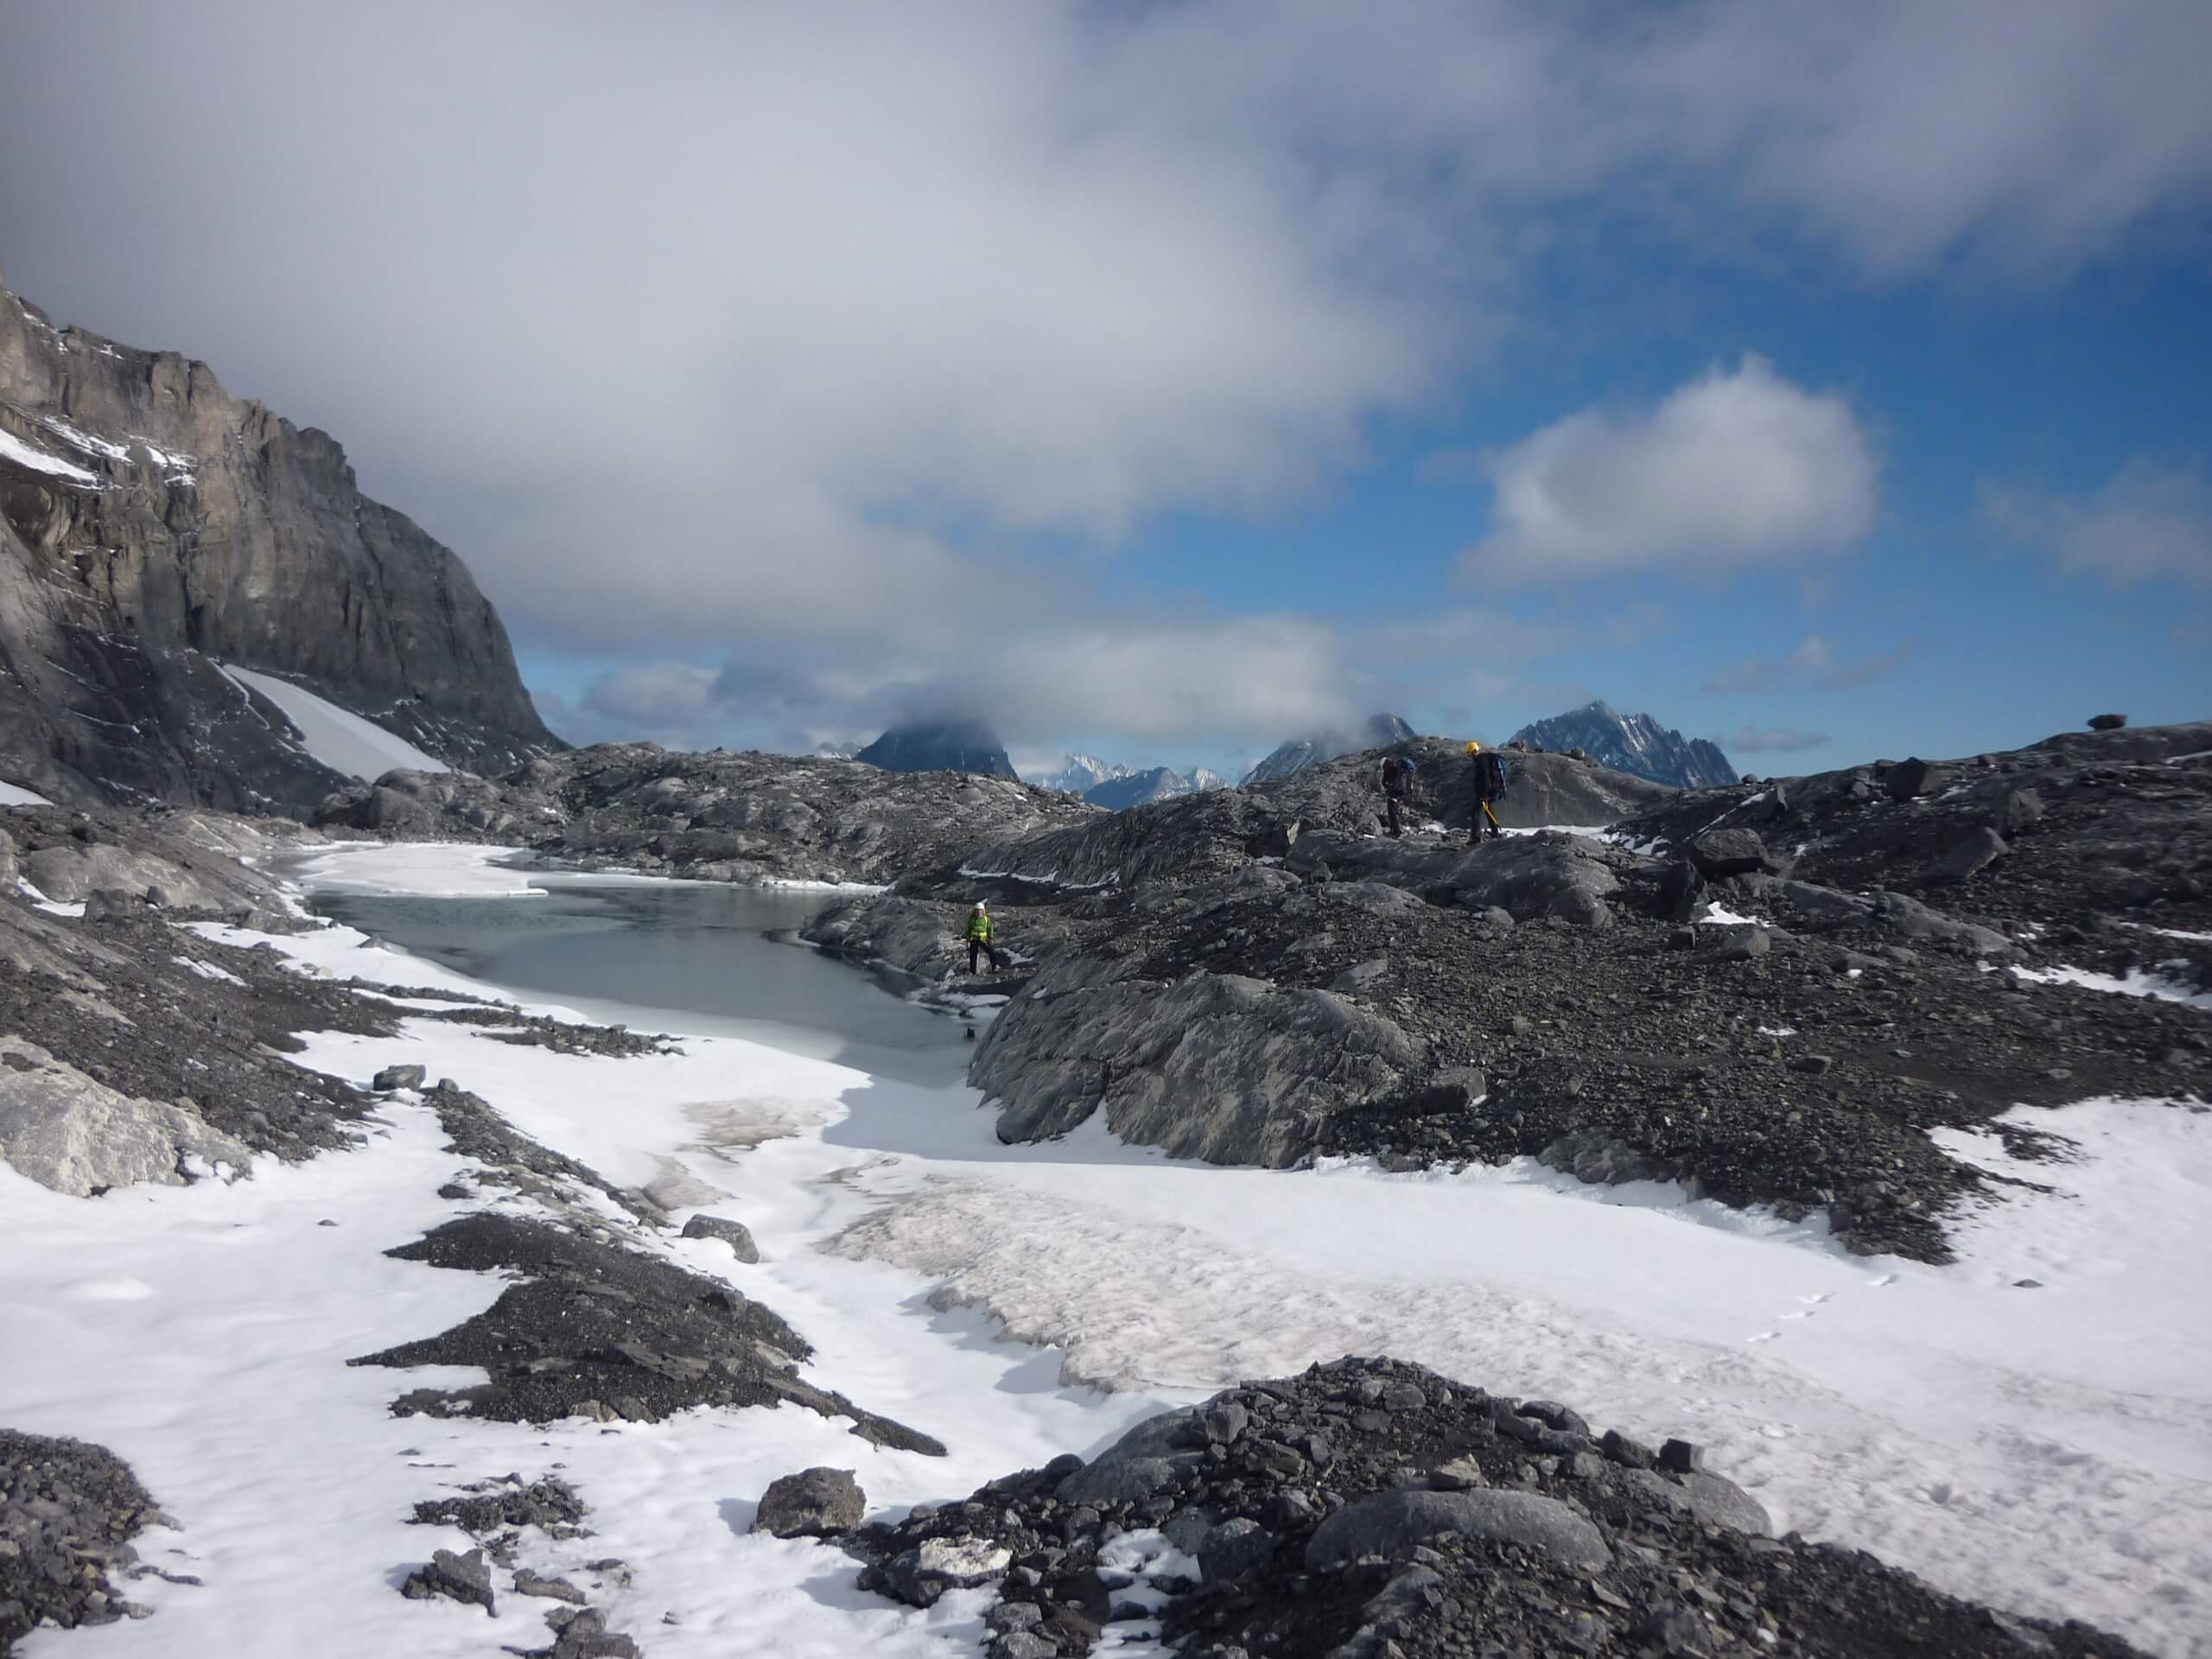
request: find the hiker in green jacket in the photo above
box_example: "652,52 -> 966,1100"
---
964,901 -> 1005,976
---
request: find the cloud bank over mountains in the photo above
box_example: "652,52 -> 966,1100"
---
4,0 -> 2207,755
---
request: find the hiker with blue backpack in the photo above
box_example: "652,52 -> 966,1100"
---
1465,741 -> 1508,845
1377,751 -> 1417,837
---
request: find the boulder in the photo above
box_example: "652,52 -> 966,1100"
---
80,887 -> 150,923
1304,1488 -> 1608,1573
1688,828 -> 1773,880
372,1063 -> 428,1091
1198,1516 -> 1274,1582
1621,1468 -> 1773,1536
1657,857 -> 1706,922
1445,835 -> 1623,928
1927,825 -> 2008,886
0,1037 -> 252,1195
2088,713 -> 2128,731
400,1547 -> 496,1614
875,1535 -> 1014,1606
682,1212 -> 761,1262
1703,924 -> 1771,963
1539,1132 -> 1670,1186
752,1467 -> 864,1538
1993,787 -> 2044,836
1885,757 -> 1943,801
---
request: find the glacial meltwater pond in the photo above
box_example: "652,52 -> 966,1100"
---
299,859 -> 971,1084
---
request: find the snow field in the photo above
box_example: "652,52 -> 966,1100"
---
0,779 -> 55,805
5,840 -> 2208,1656
219,664 -> 449,783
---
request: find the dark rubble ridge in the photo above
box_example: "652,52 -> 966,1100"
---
809,721 -> 2211,1262
0,1431 -> 170,1656
850,1357 -> 2145,1659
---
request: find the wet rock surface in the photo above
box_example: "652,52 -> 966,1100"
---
0,1430 -> 165,1654
849,1357 -> 2147,1659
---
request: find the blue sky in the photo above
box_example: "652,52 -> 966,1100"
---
3,1 -> 2207,782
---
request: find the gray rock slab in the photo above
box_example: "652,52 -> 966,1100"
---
1623,1468 -> 1773,1535
0,1036 -> 251,1195
1304,1487 -> 1608,1573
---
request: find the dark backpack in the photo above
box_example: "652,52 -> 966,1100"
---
1381,755 -> 1407,793
1481,753 -> 1509,795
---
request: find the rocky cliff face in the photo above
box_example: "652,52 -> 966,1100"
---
1510,700 -> 1735,788
0,277 -> 559,812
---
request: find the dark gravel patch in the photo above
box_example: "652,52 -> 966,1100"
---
0,1431 -> 167,1654
352,1213 -> 944,1454
0,907 -> 386,1160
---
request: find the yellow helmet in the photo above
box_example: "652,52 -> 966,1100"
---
1465,740 -> 1482,753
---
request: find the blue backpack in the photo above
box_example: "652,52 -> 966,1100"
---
1481,753 -> 1509,795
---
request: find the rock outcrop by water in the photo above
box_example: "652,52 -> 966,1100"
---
851,1357 -> 2143,1659
313,742 -> 1097,885
809,719 -> 2212,1260
0,276 -> 559,812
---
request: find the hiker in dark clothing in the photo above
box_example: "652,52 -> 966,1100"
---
1465,741 -> 1508,845
1378,753 -> 1415,837
964,901 -> 1005,975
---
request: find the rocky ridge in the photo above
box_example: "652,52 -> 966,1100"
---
1243,715 -> 1419,785
312,741 -> 1099,885
849,1357 -> 2143,1659
808,720 -> 2211,1261
0,279 -> 560,814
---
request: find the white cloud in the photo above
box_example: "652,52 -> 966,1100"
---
1720,726 -> 1832,754
1463,359 -> 1881,583
1702,634 -> 1910,695
3,1 -> 2206,746
1984,461 -> 2212,588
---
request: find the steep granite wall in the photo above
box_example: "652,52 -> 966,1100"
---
0,277 -> 559,810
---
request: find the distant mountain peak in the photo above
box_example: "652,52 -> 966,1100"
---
1032,753 -> 1134,795
1242,713 -> 1417,786
1510,703 -> 1734,789
855,718 -> 1019,780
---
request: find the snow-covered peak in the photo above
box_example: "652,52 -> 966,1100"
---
1510,702 -> 1735,788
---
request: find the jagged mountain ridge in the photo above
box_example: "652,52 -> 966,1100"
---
0,276 -> 560,812
1083,764 -> 1228,810
1031,753 -> 1133,795
854,718 -> 1020,779
1510,700 -> 1736,788
1242,713 -> 1417,785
